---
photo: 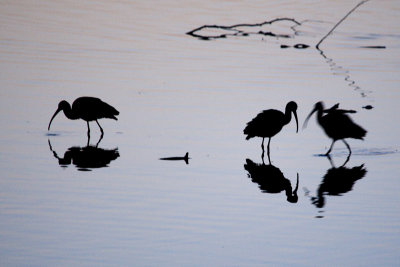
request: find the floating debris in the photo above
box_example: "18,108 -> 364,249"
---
363,105 -> 374,110
160,152 -> 190,164
186,18 -> 301,40
359,46 -> 386,49
294,43 -> 310,49
280,43 -> 310,49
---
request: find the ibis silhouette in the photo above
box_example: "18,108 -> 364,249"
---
244,101 -> 298,159
244,159 -> 299,203
309,156 -> 367,209
48,97 -> 119,137
48,139 -> 120,171
303,102 -> 367,155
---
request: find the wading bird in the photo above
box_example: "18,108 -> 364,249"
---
244,101 -> 298,159
303,101 -> 366,155
48,96 -> 119,137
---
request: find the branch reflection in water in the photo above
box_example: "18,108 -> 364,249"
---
244,159 -> 299,203
48,135 -> 120,171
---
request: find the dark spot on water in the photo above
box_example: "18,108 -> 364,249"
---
294,43 -> 309,49
46,133 -> 59,136
363,105 -> 373,110
359,45 -> 386,49
280,44 -> 290,49
314,148 -> 398,157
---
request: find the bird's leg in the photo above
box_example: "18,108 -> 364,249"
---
261,137 -> 265,152
267,138 -> 271,163
343,139 -> 352,156
96,120 -> 104,137
87,121 -> 91,138
96,134 -> 103,148
261,151 -> 265,165
342,153 -> 351,167
325,140 -> 335,155
326,154 -> 335,168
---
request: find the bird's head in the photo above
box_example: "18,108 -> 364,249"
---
286,101 -> 298,133
287,173 -> 299,203
303,101 -> 325,130
48,100 -> 69,131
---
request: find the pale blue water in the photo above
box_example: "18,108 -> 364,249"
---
0,0 -> 399,266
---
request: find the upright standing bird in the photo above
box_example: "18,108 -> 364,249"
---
303,101 -> 366,155
48,96 -> 119,136
244,101 -> 298,159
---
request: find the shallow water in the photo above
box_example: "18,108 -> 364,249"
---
1,0 -> 400,266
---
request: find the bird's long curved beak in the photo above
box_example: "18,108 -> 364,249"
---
302,107 -> 317,130
48,108 -> 61,131
293,110 -> 299,133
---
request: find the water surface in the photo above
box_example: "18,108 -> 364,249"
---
1,0 -> 400,266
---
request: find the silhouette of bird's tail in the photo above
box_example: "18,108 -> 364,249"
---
352,124 -> 367,140
103,102 -> 119,120
243,126 -> 254,140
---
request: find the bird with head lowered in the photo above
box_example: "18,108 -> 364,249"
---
48,96 -> 119,137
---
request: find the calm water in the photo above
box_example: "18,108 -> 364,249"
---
1,0 -> 400,266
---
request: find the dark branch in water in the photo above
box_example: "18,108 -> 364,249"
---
315,0 -> 372,101
186,2 -> 377,103
186,18 -> 301,40
316,0 -> 370,49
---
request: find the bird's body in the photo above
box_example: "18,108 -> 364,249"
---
303,102 -> 366,155
244,101 -> 298,160
244,109 -> 287,140
48,96 -> 119,136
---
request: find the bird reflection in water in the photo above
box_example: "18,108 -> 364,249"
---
244,159 -> 299,203
48,135 -> 119,171
306,155 -> 367,212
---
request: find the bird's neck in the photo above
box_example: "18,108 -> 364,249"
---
62,105 -> 78,120
316,106 -> 324,124
284,108 -> 292,125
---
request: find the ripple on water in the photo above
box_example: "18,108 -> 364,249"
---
314,147 -> 398,157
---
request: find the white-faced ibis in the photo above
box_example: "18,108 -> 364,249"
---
243,101 -> 298,158
48,96 -> 119,136
303,101 -> 367,155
